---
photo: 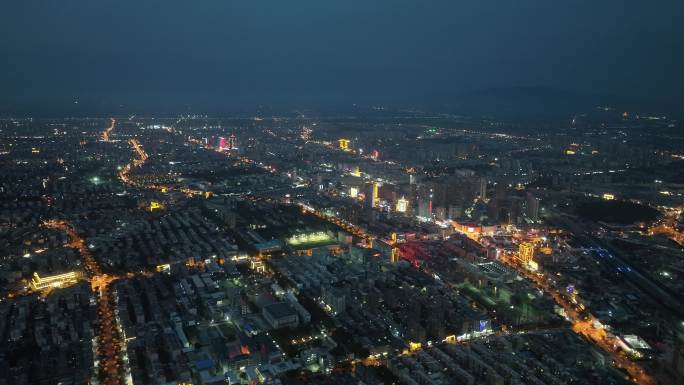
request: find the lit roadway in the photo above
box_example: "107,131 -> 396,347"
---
239,194 -> 375,245
189,131 -> 653,383
119,138 -> 204,197
297,202 -> 375,245
43,220 -> 126,385
110,128 -> 655,382
648,204 -> 684,246
117,138 -> 146,187
191,134 -> 375,245
497,252 -> 653,384
193,137 -> 279,175
410,220 -> 655,383
101,118 -> 116,142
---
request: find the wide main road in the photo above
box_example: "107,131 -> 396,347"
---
44,220 -> 127,385
497,251 -> 653,384
101,118 -> 116,142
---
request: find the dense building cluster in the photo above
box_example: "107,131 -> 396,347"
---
0,110 -> 682,385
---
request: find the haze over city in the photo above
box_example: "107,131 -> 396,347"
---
1,2 -> 683,385
1,1 -> 684,114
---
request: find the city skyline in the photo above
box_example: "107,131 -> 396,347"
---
1,2 -> 683,385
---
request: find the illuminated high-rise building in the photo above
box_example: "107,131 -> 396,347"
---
349,186 -> 359,198
391,247 -> 399,263
417,198 -> 432,219
518,242 -> 535,265
434,206 -> 447,221
526,192 -> 540,221
396,196 -> 409,213
227,133 -> 237,149
338,138 -> 350,150
219,136 -> 227,151
300,126 -> 312,141
365,182 -> 379,208
417,186 -> 433,220
479,177 -> 488,201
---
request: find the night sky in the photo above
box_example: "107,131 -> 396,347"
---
1,1 -> 683,114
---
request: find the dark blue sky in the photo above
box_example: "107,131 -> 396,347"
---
1,1 -> 682,114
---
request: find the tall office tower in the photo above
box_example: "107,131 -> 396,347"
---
227,133 -> 238,149
364,182 -> 379,209
518,242 -> 535,265
218,137 -> 227,151
417,198 -> 431,219
300,126 -> 312,141
396,196 -> 409,213
432,181 -> 448,208
526,192 -> 540,221
390,247 -> 400,263
434,206 -> 447,221
448,204 -> 462,219
417,186 -> 433,220
418,191 -> 433,220
479,177 -> 488,201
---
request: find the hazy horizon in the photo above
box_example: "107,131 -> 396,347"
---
2,1 -> 683,116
